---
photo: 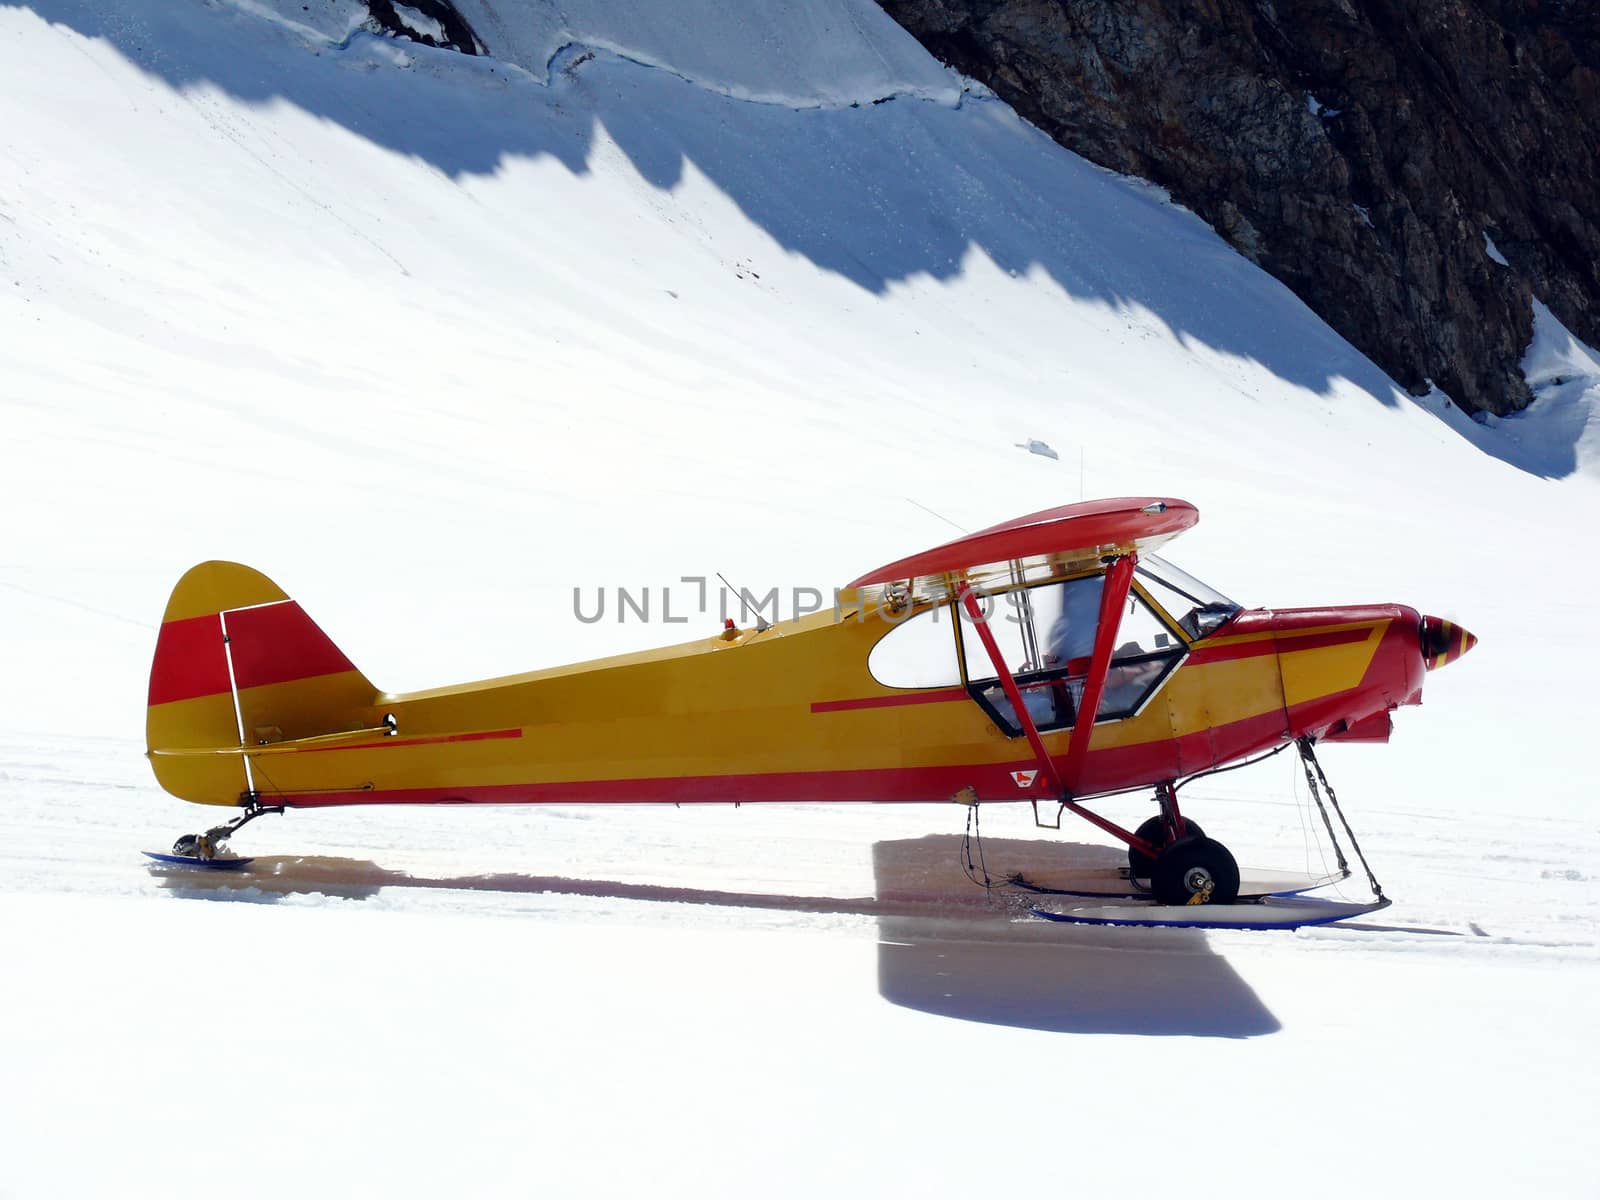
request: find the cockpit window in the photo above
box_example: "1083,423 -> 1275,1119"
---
866,602 -> 962,688
958,576 -> 1186,736
959,577 -> 1103,735
960,576 -> 1104,682
1100,593 -> 1187,716
1136,554 -> 1242,639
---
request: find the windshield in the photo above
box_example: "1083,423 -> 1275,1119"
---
1135,554 -> 1242,639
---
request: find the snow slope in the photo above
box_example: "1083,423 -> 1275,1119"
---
1505,300 -> 1600,478
2,1 -> 1597,1195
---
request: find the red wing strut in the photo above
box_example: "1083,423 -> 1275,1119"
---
958,583 -> 1067,798
1059,554 -> 1136,795
957,561 -> 1157,857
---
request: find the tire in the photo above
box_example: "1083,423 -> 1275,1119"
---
1128,815 -> 1206,880
1150,836 -> 1240,906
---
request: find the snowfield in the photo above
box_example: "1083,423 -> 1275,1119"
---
2,1 -> 1598,1195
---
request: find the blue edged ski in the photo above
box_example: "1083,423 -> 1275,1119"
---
141,802 -> 280,870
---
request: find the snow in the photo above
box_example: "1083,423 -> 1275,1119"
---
1523,299 -> 1600,396
391,3 -> 445,44
1485,231 -> 1511,266
1504,300 -> 1600,477
2,0 -> 1599,1195
447,0 -> 962,106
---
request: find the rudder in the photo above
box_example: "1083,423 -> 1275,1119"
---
147,562 -> 378,806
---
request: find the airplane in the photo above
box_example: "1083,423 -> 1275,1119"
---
144,497 -> 1476,917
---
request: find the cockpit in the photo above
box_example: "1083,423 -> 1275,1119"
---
1134,554 -> 1242,640
866,555 -> 1243,738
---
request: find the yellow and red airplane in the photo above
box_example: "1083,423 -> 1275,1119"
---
145,497 -> 1475,907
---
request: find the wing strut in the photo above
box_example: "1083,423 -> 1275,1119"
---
958,583 -> 1066,797
958,557 -> 1156,855
1059,554 -> 1136,795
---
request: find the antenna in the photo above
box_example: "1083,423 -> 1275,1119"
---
905,497 -> 969,534
717,571 -> 771,631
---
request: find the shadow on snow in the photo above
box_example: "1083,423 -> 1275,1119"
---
6,6 -> 1409,400
146,832 -> 1281,1038
12,0 -> 1578,477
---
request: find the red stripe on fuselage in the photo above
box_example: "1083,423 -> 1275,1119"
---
810,688 -> 970,713
226,601 -> 357,690
272,760 -> 1042,809
148,614 -> 232,705
1187,625 -> 1372,665
292,728 -> 524,755
268,711 -> 1297,810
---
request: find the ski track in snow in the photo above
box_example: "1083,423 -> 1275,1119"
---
4,731 -> 1594,958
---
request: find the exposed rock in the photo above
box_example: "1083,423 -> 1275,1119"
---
877,0 -> 1600,415
363,0 -> 483,56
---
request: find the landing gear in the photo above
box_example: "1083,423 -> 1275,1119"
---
1021,746 -> 1388,927
164,799 -> 283,862
1150,836 -> 1240,906
963,739 -> 1386,923
1135,781 -> 1238,904
1127,815 -> 1206,879
1128,781 -> 1207,880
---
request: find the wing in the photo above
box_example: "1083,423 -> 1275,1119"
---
848,497 -> 1198,602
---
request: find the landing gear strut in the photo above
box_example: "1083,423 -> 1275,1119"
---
172,799 -> 284,861
1127,781 -> 1207,882
1123,781 -> 1241,904
1132,790 -> 1216,902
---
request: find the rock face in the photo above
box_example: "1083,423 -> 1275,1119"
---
364,1 -> 483,56
877,0 -> 1600,415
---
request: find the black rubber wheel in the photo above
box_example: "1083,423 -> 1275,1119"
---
1150,836 -> 1240,906
1128,815 -> 1206,880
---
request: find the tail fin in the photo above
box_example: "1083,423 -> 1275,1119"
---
146,562 -> 378,806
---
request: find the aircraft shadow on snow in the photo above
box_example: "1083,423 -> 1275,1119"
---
147,833 -> 1281,1038
8,0 -> 1577,477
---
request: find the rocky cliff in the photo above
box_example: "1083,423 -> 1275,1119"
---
876,0 -> 1600,416
364,0 -> 482,54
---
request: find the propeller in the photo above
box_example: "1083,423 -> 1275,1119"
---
1420,615 -> 1478,671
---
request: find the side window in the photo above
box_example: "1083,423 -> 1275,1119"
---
961,577 -> 1104,681
960,576 -> 1105,735
958,578 -> 1188,735
1110,594 -> 1184,658
866,603 -> 961,688
1100,593 -> 1187,718
1037,575 -> 1105,672
959,590 -> 1033,680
